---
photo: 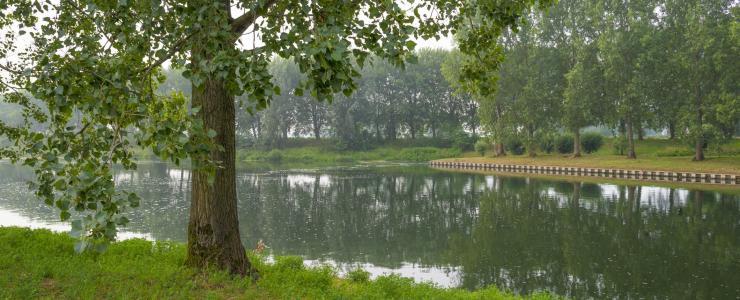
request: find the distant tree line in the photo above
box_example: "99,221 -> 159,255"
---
444,0 -> 738,160
156,49 -> 478,151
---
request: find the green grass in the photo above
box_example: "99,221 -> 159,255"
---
0,227 -> 556,299
440,138 -> 740,175
237,146 -> 464,166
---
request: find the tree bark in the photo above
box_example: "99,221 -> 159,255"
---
626,116 -> 636,159
668,121 -> 676,140
527,130 -> 536,157
693,97 -> 705,161
572,128 -> 582,158
188,77 -> 254,277
494,142 -> 506,157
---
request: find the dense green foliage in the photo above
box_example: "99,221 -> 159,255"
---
0,227 -> 555,299
444,0 -> 738,159
580,133 -> 604,154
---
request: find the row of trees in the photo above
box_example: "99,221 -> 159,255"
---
159,50 -> 478,150
450,0 -> 738,160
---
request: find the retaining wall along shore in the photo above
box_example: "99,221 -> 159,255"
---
429,161 -> 740,185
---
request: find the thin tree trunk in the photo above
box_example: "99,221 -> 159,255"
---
693,99 -> 705,161
188,77 -> 253,277
527,130 -> 536,157
626,116 -> 636,159
572,128 -> 582,158
313,120 -> 321,140
668,121 -> 676,140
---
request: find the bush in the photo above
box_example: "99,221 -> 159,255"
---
555,135 -> 574,154
451,131 -> 475,151
274,256 -> 305,271
612,136 -> 628,155
538,135 -> 555,154
474,139 -> 489,156
504,137 -> 525,155
266,149 -> 284,162
397,147 -> 461,162
580,133 -> 604,153
347,268 -> 370,283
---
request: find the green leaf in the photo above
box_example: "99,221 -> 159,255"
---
60,211 -> 71,221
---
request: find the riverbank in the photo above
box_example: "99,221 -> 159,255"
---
236,146 -> 465,165
0,227 -> 554,299
435,155 -> 740,175
437,138 -> 740,175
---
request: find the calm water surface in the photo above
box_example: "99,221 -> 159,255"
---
0,162 -> 738,299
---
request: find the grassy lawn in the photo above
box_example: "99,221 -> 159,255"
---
440,138 -> 740,175
0,227 -> 555,299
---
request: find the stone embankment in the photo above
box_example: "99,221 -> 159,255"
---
429,160 -> 739,185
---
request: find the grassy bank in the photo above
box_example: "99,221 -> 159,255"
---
237,146 -> 465,165
0,227 -> 554,299
440,138 -> 740,175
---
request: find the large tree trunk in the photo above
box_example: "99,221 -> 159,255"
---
572,128 -> 582,158
668,121 -> 676,140
626,116 -> 637,159
188,77 -> 253,277
494,142 -> 506,157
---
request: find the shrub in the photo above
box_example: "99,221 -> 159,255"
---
347,268 -> 370,283
612,136 -> 628,155
555,135 -> 574,154
274,256 -> 305,271
474,139 -> 489,156
538,135 -> 555,154
504,137 -> 525,155
397,147 -> 461,162
451,131 -> 475,151
580,133 -> 604,153
266,149 -> 284,162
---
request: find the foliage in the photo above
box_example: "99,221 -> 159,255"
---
347,268 -> 371,283
538,134 -> 556,154
475,139 -> 490,156
580,133 -> 604,154
612,136 -> 628,156
504,137 -> 526,156
238,146 -> 462,165
0,227 -> 556,299
555,135 -> 574,154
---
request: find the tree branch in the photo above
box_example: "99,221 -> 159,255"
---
230,0 -> 280,35
137,31 -> 196,75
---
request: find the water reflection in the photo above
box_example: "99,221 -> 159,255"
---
0,162 -> 738,298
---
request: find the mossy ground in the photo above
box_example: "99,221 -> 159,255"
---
0,227 -> 556,299
440,138 -> 740,175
